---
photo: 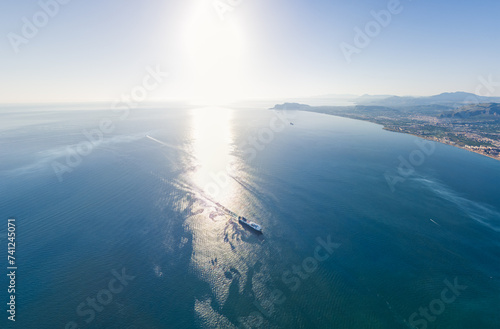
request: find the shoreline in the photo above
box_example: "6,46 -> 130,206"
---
293,109 -> 500,163
384,128 -> 500,162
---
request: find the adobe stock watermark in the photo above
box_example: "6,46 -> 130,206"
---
7,0 -> 72,54
462,74 -> 500,106
408,277 -> 467,329
441,74 -> 500,131
64,267 -> 135,329
212,0 -> 243,21
203,110 -> 296,198
384,138 -> 436,192
238,235 -> 341,328
51,65 -> 168,182
340,0 -> 404,63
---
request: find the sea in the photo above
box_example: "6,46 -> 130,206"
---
0,104 -> 499,329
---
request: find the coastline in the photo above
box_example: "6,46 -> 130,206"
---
293,109 -> 500,163
383,128 -> 500,162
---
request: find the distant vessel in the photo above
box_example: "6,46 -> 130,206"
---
238,216 -> 262,233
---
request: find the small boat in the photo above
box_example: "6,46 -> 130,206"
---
238,216 -> 262,233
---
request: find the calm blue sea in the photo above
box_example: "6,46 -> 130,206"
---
0,105 -> 499,329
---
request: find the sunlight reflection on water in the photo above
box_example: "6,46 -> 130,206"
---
186,107 -> 268,325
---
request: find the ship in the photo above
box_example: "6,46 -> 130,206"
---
213,202 -> 263,233
238,216 -> 262,233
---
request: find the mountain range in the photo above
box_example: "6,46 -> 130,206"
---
354,92 -> 500,107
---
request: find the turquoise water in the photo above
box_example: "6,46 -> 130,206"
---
0,106 -> 499,328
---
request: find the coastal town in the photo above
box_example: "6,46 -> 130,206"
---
383,114 -> 500,160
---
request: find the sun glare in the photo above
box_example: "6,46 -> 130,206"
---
182,2 -> 247,105
190,107 -> 235,200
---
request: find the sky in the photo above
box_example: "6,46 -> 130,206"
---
1,0 -> 500,104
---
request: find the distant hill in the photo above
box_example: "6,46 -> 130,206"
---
270,103 -> 402,117
355,94 -> 396,103
271,103 -> 312,110
440,103 -> 500,118
356,92 -> 500,107
271,92 -> 500,109
270,102 -> 389,113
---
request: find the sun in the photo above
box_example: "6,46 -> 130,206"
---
181,1 -> 247,105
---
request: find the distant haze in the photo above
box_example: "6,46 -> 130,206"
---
1,1 -> 500,104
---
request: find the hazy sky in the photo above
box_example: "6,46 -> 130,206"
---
1,0 -> 500,103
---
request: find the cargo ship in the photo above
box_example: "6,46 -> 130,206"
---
238,216 -> 262,233
213,202 -> 263,233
